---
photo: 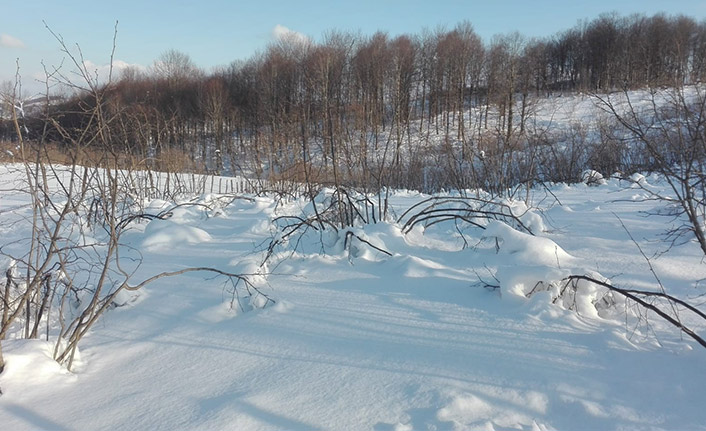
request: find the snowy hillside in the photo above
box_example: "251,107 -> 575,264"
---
1,162 -> 705,430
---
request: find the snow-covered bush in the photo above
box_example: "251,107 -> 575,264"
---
581,169 -> 607,186
482,220 -> 706,349
398,195 -> 541,238
265,187 -> 394,263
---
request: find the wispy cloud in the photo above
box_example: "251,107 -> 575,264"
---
0,34 -> 26,49
271,25 -> 309,45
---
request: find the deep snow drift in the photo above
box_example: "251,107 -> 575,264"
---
1,165 -> 705,431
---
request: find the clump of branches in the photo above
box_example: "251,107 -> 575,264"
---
527,274 -> 706,349
262,186 -> 391,265
397,196 -> 534,236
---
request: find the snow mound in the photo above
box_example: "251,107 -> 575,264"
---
581,170 -> 607,186
340,224 -> 397,261
111,288 -> 144,308
629,173 -> 646,185
437,390 -> 551,431
483,221 -> 572,267
505,199 -> 546,233
495,265 -> 570,301
1,340 -> 77,395
141,219 -> 212,249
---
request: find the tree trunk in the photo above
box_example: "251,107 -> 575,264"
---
0,340 -> 5,375
506,92 -> 513,142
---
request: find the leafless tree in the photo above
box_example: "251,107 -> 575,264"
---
594,86 -> 706,256
0,26 -> 271,374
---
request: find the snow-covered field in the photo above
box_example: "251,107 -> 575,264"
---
1,163 -> 705,431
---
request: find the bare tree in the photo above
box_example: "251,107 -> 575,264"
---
199,75 -> 229,173
0,27 -> 271,374
594,86 -> 706,256
153,49 -> 199,85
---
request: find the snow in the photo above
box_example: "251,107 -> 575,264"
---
141,219 -> 212,250
1,166 -> 706,431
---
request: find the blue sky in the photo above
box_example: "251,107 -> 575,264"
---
2,0 -> 705,94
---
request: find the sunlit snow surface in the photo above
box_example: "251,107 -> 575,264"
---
1,164 -> 705,431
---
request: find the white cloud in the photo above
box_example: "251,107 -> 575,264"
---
0,34 -> 26,49
81,59 -> 147,84
271,25 -> 309,45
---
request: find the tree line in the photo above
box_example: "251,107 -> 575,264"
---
3,12 -> 706,192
